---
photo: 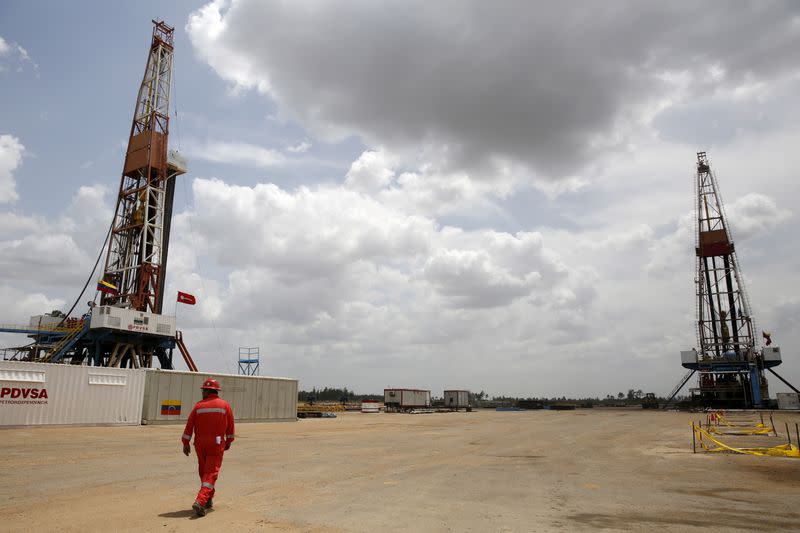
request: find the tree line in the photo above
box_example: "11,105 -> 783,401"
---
298,387 -> 670,404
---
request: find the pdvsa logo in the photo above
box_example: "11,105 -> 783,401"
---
0,387 -> 49,399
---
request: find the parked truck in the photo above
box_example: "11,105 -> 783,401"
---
642,392 -> 659,409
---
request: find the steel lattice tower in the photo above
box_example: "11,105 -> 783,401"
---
101,20 -> 184,313
695,151 -> 755,362
0,20 -> 199,372
658,153 -> 794,408
688,152 -> 768,406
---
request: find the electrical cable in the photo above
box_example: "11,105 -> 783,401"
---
59,217 -> 113,325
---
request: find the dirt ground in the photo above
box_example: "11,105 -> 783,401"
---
2,409 -> 799,532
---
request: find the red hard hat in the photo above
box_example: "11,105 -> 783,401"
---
201,378 -> 221,391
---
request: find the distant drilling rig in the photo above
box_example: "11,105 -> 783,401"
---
665,152 -> 796,408
0,21 -> 197,371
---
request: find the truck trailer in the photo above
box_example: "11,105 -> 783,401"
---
384,388 -> 431,412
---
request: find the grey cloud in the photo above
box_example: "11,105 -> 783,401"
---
188,1 -> 800,180
422,248 -> 541,308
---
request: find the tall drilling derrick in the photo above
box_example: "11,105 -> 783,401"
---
672,152 -> 785,407
101,20 -> 182,314
0,20 -> 197,372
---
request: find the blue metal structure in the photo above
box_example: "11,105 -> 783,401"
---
1,314 -> 178,369
238,347 -> 260,376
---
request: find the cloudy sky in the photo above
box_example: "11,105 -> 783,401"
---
2,1 -> 799,398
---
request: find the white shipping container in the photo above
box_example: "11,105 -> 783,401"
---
444,390 -> 470,408
0,361 -> 145,426
89,306 -> 176,337
384,388 -> 431,408
763,347 -> 782,363
361,400 -> 381,413
142,369 -> 298,424
777,392 -> 800,410
680,349 -> 697,365
28,314 -> 63,328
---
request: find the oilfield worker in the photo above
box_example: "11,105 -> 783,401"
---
181,378 -> 235,517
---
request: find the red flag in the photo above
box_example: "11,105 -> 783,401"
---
177,291 -> 196,305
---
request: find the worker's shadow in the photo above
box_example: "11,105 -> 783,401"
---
159,509 -> 212,520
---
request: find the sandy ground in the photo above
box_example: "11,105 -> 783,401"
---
2,409 -> 800,532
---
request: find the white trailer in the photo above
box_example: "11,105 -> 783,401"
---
141,369 -> 298,424
384,388 -> 431,412
444,390 -> 470,410
0,361 -> 145,426
361,399 -> 381,413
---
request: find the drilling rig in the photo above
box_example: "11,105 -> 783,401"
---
1,21 -> 197,371
664,152 -> 796,408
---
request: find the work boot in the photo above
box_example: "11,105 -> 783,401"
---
205,498 -> 213,510
192,501 -> 206,517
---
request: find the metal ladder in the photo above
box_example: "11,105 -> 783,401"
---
42,321 -> 89,363
662,369 -> 696,409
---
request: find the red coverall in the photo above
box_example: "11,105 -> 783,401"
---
181,394 -> 235,507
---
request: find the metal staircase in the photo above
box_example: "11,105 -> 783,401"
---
42,321 -> 89,363
662,369 -> 696,409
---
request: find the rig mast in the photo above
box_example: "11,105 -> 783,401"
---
1,20 -> 196,371
668,152 -> 788,408
101,20 -> 183,314
694,151 -> 755,363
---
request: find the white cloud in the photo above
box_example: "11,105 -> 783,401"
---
344,150 -> 395,193
184,139 -> 284,168
644,192 -> 792,277
644,213 -> 694,276
0,36 -> 38,73
0,234 -> 88,286
726,193 -> 792,241
343,149 -> 516,216
169,177 -> 582,335
160,125 -> 800,396
0,134 -> 24,203
0,212 -> 41,239
0,181 -> 112,291
286,140 -> 311,153
0,286 -> 64,323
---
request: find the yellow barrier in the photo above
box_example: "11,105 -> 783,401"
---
704,411 -> 774,436
692,423 -> 799,458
